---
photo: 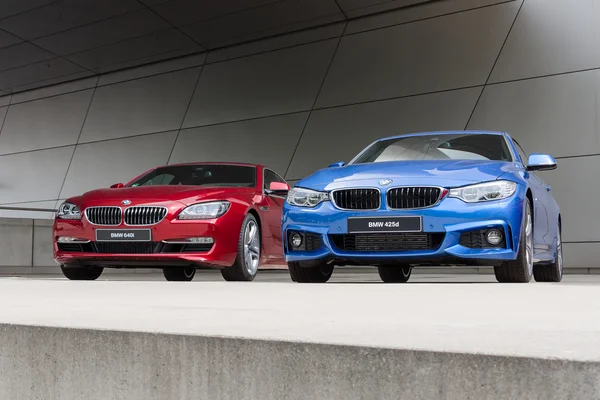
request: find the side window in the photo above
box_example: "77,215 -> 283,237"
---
264,170 -> 286,190
513,140 -> 528,165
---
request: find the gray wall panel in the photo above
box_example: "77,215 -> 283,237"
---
0,95 -> 11,107
343,0 -> 429,18
181,0 -> 341,47
183,40 -> 338,128
538,156 -> 600,243
33,220 -> 54,268
60,131 -> 178,199
206,23 -> 345,64
0,106 -> 6,129
0,201 -> 56,219
287,88 -> 480,179
66,29 -> 199,71
79,69 -> 200,142
8,71 -> 96,95
490,0 -> 600,83
0,89 -> 93,154
171,113 -> 309,175
98,53 -> 206,87
0,0 -> 597,269
0,218 -> 32,267
0,147 -> 73,204
468,70 -> 600,158
9,76 -> 97,105
346,0 -> 516,34
316,2 -> 519,108
208,14 -> 345,50
563,243 -> 598,268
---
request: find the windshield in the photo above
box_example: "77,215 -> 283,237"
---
352,134 -> 513,164
128,164 -> 256,188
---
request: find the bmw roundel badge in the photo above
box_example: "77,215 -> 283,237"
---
122,200 -> 131,205
379,179 -> 393,186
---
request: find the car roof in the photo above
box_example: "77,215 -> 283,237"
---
377,130 -> 506,142
153,162 -> 265,169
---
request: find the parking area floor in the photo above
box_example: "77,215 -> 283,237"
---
1,271 -> 599,362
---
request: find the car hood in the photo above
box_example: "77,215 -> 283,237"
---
69,185 -> 251,207
297,160 -> 519,190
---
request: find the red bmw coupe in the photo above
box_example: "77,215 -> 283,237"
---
53,163 -> 290,281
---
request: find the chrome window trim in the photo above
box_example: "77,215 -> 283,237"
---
84,206 -> 122,226
123,205 -> 168,226
330,187 -> 381,211
385,186 -> 445,210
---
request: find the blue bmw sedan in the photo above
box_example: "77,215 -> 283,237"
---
282,131 -> 562,283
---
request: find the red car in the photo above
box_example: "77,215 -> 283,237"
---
53,162 -> 290,281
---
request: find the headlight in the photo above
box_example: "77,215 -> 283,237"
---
449,180 -> 517,203
286,187 -> 329,207
178,201 -> 230,220
56,202 -> 81,220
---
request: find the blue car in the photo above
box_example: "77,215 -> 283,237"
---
282,131 -> 562,283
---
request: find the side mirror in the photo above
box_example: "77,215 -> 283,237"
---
328,161 -> 345,168
527,154 -> 557,171
267,181 -> 290,196
110,183 -> 124,188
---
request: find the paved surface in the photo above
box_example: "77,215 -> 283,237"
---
1,271 -> 599,362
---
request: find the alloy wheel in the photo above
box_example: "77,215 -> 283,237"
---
557,228 -> 563,275
184,266 -> 195,278
243,220 -> 260,275
525,206 -> 533,275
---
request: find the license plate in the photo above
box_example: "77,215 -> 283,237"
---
95,229 -> 152,242
347,216 -> 422,233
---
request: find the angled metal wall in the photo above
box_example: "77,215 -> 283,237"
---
0,0 -> 597,268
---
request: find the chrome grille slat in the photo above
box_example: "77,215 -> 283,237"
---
331,188 -> 380,210
85,206 -> 121,225
124,206 -> 167,226
387,187 -> 442,210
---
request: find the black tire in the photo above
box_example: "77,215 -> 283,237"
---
162,266 -> 196,281
288,260 -> 334,283
378,265 -> 412,283
494,198 -> 533,283
221,214 -> 260,282
533,222 -> 563,282
61,265 -> 103,281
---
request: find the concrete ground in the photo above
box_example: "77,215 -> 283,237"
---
0,270 -> 599,362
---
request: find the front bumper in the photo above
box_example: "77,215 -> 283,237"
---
54,213 -> 243,269
282,193 -> 525,265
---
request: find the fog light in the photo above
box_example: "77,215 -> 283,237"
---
486,229 -> 503,245
290,233 -> 303,248
57,237 -> 89,243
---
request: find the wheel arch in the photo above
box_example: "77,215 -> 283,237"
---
526,188 -> 534,232
246,207 -> 262,237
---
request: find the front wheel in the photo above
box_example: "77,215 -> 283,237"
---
288,260 -> 333,283
221,214 -> 260,282
494,198 -> 533,283
533,223 -> 563,282
163,266 -> 196,281
378,265 -> 412,283
61,265 -> 103,281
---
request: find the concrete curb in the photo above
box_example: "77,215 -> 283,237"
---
0,324 -> 598,400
